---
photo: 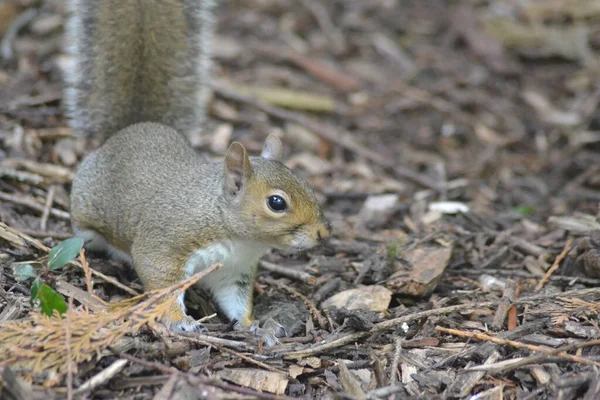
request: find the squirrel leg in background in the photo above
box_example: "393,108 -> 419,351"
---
73,227 -> 133,265
211,270 -> 286,346
131,247 -> 206,333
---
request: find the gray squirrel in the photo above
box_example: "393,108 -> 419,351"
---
65,0 -> 330,344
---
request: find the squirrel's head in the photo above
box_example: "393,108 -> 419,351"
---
222,135 -> 330,252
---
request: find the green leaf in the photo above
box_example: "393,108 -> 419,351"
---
48,237 -> 84,271
13,264 -> 37,281
34,284 -> 67,316
512,205 -> 535,216
30,278 -> 42,306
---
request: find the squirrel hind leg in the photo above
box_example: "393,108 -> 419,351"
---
74,228 -> 133,265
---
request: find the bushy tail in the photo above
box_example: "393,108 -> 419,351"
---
63,0 -> 214,138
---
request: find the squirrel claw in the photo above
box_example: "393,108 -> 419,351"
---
236,318 -> 286,346
164,315 -> 207,333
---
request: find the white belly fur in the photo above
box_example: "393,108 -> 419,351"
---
185,240 -> 267,318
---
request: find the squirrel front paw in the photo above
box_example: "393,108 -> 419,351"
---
161,303 -> 207,333
235,317 -> 286,346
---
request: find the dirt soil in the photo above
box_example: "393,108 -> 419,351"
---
2,0 -> 600,399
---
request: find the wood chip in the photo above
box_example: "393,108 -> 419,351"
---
389,244 -> 453,297
214,368 -> 288,395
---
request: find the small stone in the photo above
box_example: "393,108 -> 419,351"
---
322,285 -> 392,312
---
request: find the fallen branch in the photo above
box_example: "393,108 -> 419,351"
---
175,333 -> 286,375
0,191 -> 70,220
535,238 -> 573,291
259,260 -> 317,285
74,359 -> 128,395
39,185 -> 57,231
436,326 -> 600,368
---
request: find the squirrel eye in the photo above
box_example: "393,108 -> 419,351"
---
267,195 -> 287,212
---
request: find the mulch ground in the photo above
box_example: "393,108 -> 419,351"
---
2,0 -> 600,399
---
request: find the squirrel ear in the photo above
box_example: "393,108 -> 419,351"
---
260,134 -> 283,162
224,142 -> 253,197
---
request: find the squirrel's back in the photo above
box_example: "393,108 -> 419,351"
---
64,0 -> 214,137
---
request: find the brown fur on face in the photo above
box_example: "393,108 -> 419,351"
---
237,157 -> 330,251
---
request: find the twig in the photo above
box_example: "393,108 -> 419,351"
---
73,259 -> 139,296
25,127 -> 74,139
0,191 -> 70,220
281,287 -> 600,359
284,51 -> 357,91
259,260 -> 317,285
436,326 -> 600,367
2,159 -> 74,182
0,221 -> 50,252
0,167 -> 44,185
17,229 -> 73,240
466,338 -> 600,375
388,337 -> 402,394
535,238 -> 573,291
40,185 -> 57,231
74,359 -> 128,395
0,8 -> 37,60
175,333 -> 286,375
211,82 -> 443,192
262,277 -> 329,330
66,297 -> 74,400
79,249 -> 99,302
428,318 -> 550,370
366,384 -> 405,399
174,332 -> 254,352
450,351 -> 501,398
